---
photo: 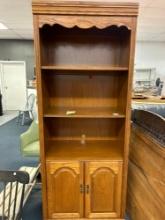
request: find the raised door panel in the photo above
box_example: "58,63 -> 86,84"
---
46,161 -> 84,219
85,161 -> 123,219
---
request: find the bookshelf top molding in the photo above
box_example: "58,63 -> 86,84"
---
32,1 -> 139,17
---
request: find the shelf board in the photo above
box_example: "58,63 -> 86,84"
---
46,140 -> 123,161
44,107 -> 126,118
41,65 -> 128,72
48,137 -> 118,141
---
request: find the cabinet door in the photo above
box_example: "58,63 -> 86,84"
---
85,161 -> 123,219
46,161 -> 84,219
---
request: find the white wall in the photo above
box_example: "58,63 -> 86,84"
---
135,41 -> 165,79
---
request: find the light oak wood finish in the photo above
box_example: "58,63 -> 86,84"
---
46,161 -> 84,219
85,162 -> 123,219
46,161 -> 123,219
44,118 -> 125,140
121,17 -> 137,216
42,73 -> 128,114
40,26 -> 130,67
44,106 -> 126,118
32,1 -> 138,17
46,219 -> 125,220
38,15 -> 134,30
32,1 -> 138,219
41,65 -> 128,71
127,124 -> 165,220
33,15 -> 48,218
46,219 -> 124,220
46,140 -> 123,161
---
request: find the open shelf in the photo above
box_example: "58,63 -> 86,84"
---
40,25 -> 130,67
42,73 -> 128,115
41,65 -> 128,72
44,106 -> 125,118
46,140 -> 123,161
44,117 -> 125,141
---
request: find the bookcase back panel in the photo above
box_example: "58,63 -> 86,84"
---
42,72 -> 128,113
44,118 -> 125,140
40,25 -> 130,67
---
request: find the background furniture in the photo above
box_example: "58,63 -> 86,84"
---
132,102 -> 165,116
127,109 -> 165,220
0,170 -> 29,220
0,166 -> 40,220
20,121 -> 39,157
133,68 -> 156,91
132,96 -> 165,104
32,1 -> 138,219
27,88 -> 38,121
17,94 -> 36,126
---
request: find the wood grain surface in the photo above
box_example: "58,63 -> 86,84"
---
32,1 -> 138,219
127,124 -> 165,220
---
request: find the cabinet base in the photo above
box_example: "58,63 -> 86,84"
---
47,219 -> 125,220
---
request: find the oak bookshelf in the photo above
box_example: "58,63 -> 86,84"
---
32,1 -> 138,219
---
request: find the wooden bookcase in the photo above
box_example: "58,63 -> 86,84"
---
32,1 -> 138,219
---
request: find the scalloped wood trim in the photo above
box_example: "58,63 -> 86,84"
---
38,15 -> 133,30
